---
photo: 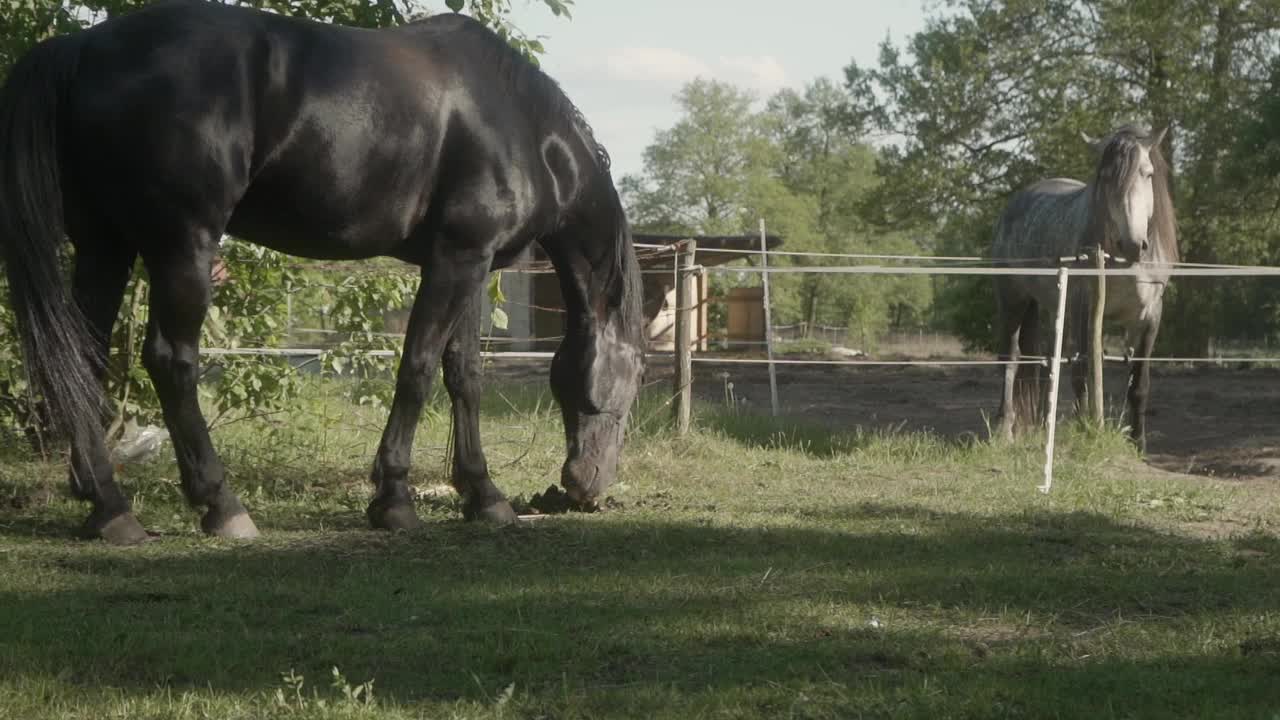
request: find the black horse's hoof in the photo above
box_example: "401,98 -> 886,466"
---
368,501 -> 423,532
82,511 -> 151,546
201,509 -> 261,539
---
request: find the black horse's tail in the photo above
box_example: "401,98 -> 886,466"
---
0,34 -> 102,444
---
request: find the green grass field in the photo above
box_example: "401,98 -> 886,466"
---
1,378 -> 1278,719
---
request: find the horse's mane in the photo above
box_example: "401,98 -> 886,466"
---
1092,125 -> 1179,263
407,13 -> 641,343
1149,139 -> 1178,263
412,13 -> 613,175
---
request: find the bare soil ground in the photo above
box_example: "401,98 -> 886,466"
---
685,359 -> 1280,482
485,356 -> 1280,483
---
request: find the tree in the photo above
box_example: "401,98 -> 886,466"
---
846,0 -> 1280,352
622,79 -> 765,236
623,77 -> 933,347
759,79 -> 932,342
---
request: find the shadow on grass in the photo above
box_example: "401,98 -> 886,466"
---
1,504 -> 1277,717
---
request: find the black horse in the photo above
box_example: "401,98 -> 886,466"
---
0,0 -> 645,544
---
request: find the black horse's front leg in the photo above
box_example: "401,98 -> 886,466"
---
367,255 -> 493,530
441,295 -> 517,523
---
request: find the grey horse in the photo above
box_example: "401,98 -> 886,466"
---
992,125 -> 1179,450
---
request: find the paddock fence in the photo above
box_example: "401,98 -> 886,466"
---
197,230 -> 1280,494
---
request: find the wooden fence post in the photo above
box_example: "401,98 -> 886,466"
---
674,240 -> 697,435
759,218 -> 779,417
1041,266 -> 1071,494
1090,245 -> 1106,424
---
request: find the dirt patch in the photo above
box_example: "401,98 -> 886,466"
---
681,360 -> 1280,483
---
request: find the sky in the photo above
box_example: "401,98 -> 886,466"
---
506,0 -> 930,180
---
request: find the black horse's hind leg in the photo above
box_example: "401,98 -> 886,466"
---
442,293 -> 517,523
367,253 -> 494,530
68,245 -> 150,544
140,246 -> 258,539
1127,318 -> 1159,452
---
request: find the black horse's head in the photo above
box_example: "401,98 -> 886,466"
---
554,317 -> 644,508
548,184 -> 646,509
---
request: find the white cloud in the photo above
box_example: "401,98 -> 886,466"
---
604,47 -> 788,94
717,55 -> 789,93
606,47 -> 713,85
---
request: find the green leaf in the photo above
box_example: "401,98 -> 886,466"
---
487,271 -> 507,304
490,306 -> 509,331
445,0 -> 465,12
543,0 -> 572,18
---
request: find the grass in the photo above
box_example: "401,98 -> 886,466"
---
1,376 -> 1279,719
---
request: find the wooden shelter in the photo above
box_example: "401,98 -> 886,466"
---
486,233 -> 783,351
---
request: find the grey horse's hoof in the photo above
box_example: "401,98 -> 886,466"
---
472,499 -> 518,525
84,511 -> 151,546
992,420 -> 1016,443
201,509 -> 261,540
368,501 -> 423,532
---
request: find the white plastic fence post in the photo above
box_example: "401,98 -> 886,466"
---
1040,266 -> 1071,494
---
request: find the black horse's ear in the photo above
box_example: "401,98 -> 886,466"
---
1079,130 -> 1104,155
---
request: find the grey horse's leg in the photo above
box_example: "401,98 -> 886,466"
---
1126,316 -> 1160,452
994,293 -> 1025,441
1069,291 -> 1090,417
1012,302 -> 1043,433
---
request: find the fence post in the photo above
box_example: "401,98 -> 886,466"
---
1089,245 -> 1106,424
1040,266 -> 1071,494
759,218 -> 780,417
674,240 -> 697,435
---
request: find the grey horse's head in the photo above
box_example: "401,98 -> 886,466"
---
1081,126 -> 1170,263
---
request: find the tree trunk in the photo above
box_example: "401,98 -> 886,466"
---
803,279 -> 819,338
